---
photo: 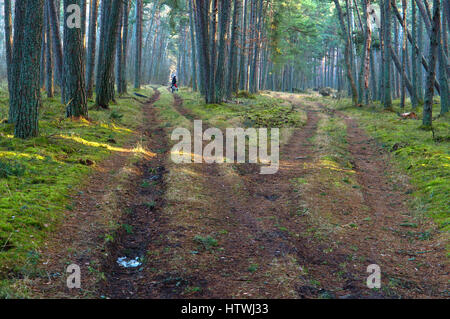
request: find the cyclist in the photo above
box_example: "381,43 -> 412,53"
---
171,75 -> 178,93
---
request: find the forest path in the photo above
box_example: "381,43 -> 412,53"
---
99,88 -> 169,298
133,91 -> 380,298
29,89 -> 447,299
268,93 -> 448,298
101,91 -> 447,298
139,92 -> 307,298
28,88 -> 164,298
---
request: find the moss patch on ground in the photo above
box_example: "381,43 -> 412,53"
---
0,87 -> 150,278
321,96 -> 449,232
177,88 -> 307,129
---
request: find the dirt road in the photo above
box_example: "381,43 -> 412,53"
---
31,90 -> 448,298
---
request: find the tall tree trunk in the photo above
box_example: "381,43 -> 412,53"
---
46,1 -> 54,98
86,0 -> 99,99
227,0 -> 242,98
121,0 -> 130,93
9,0 -> 27,124
400,0 -> 407,108
81,0 -> 87,41
383,0 -> 392,109
417,8 -> 424,101
210,0 -> 218,102
189,0 -> 198,91
14,0 -> 45,139
250,0 -> 263,94
438,0 -> 449,114
370,47 -> 377,99
116,4 -> 124,94
359,0 -> 371,105
363,0 -> 373,104
192,0 -> 206,95
239,0 -> 248,90
40,19 -> 46,90
422,0 -> 440,127
194,0 -> 212,103
134,0 -> 143,89
248,0 -> 256,92
379,5 -> 385,103
333,0 -> 358,106
346,0 -> 356,94
96,0 -> 122,108
48,0 -> 63,91
63,0 -> 88,118
411,0 -> 419,108
4,0 -> 13,95
215,0 -> 232,101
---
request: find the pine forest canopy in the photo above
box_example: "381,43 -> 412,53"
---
0,0 -> 448,138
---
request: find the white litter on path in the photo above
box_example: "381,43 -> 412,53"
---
117,257 -> 142,268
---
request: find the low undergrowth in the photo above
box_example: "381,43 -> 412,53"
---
0,86 -> 150,281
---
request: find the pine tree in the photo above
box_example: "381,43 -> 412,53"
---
14,0 -> 45,139
86,0 -> 99,99
95,0 -> 122,108
63,0 -> 88,118
422,0 -> 441,127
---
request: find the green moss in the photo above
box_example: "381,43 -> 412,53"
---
0,86 -> 151,277
177,88 -> 306,129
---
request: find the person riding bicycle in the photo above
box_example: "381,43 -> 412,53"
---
171,75 -> 178,92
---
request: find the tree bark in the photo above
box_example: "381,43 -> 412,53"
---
115,4 -> 124,94
411,0 -> 419,108
226,0 -> 242,98
134,0 -> 143,89
209,0 -> 218,102
333,0 -> 359,106
9,0 -> 27,124
194,0 -> 212,103
95,0 -> 122,108
189,0 -> 198,91
239,0 -> 248,90
48,0 -> 63,90
46,1 -> 54,98
121,0 -> 130,93
422,0 -> 440,127
383,0 -> 392,109
400,0 -> 407,108
63,0 -> 88,118
4,0 -> 13,95
250,0 -> 263,94
14,0 -> 45,139
438,0 -> 449,114
86,0 -> 99,99
215,0 -> 232,101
